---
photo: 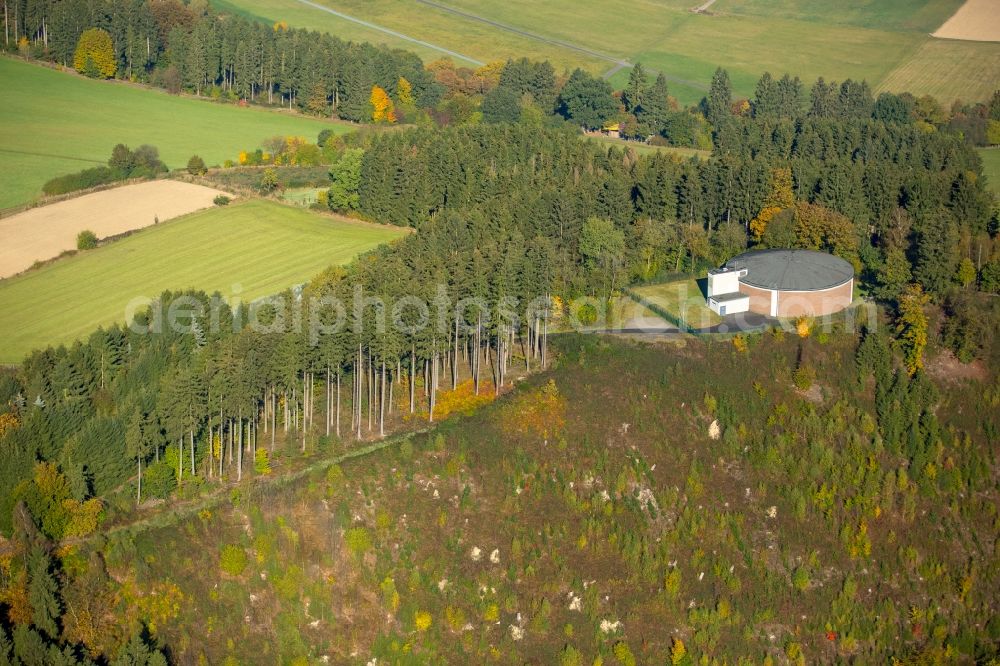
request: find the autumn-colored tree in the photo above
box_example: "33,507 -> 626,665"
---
1,568 -> 32,625
795,316 -> 812,338
260,167 -> 279,193
987,120 -> 1000,146
896,283 -> 930,375
397,77 -> 415,109
370,85 -> 397,124
501,380 -> 566,445
306,83 -> 329,116
474,61 -> 505,92
671,637 -> 691,665
0,412 -> 19,438
792,201 -> 858,260
62,498 -> 102,537
750,206 -> 782,242
11,463 -> 103,540
766,167 -> 795,209
73,28 -> 117,79
751,168 -> 795,240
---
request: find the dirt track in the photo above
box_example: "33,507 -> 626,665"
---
932,0 -> 1000,42
0,180 -> 230,279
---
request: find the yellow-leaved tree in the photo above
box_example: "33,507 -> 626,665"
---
750,167 -> 795,241
749,206 -> 782,242
397,77 -> 414,108
370,85 -> 396,123
896,283 -> 930,375
0,412 -> 19,438
73,28 -> 116,79
500,379 -> 566,445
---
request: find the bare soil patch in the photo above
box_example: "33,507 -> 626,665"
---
932,0 -> 1000,42
925,349 -> 988,383
0,180 -> 231,279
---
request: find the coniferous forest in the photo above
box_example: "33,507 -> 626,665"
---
1,0 -> 1000,663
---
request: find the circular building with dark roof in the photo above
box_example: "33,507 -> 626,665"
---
720,249 -> 854,317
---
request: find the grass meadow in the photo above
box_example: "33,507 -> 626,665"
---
978,147 -> 1000,198
631,277 -> 723,329
0,58 -> 351,210
218,0 -> 999,106
0,200 -> 406,363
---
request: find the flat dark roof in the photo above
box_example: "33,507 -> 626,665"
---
710,292 -> 749,303
725,249 -> 853,291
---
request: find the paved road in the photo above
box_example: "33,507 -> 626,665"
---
567,311 -> 778,338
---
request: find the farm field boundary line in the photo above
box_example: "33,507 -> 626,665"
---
413,0 -> 629,68
291,0 -> 484,64
0,148 -> 104,165
931,0 -> 1000,42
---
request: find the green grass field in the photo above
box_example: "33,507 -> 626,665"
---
0,58 -> 352,210
978,147 -> 1000,199
631,278 -> 722,329
0,200 -> 406,363
217,0 -> 999,107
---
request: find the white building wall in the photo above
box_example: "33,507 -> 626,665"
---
708,295 -> 750,315
707,271 -> 740,297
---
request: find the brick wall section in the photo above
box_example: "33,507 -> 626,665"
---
739,283 -> 773,315
739,280 -> 853,317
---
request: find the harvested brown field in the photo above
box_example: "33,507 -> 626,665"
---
0,180 -> 231,279
932,0 -> 1000,42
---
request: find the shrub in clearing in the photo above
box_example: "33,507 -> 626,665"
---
143,462 -> 176,499
344,526 -> 371,559
445,605 -> 466,632
76,230 -> 98,250
253,448 -> 271,474
260,167 -> 280,193
220,544 -> 247,576
792,566 -> 810,591
414,610 -> 432,632
559,644 -> 582,666
575,302 -> 598,326
187,155 -> 207,175
613,641 -> 636,666
326,464 -> 345,492
793,364 -> 816,391
380,576 -> 400,613
213,195 -> 231,206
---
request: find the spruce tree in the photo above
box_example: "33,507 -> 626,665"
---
27,547 -> 61,639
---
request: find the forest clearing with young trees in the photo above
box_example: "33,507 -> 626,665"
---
0,0 -> 999,663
